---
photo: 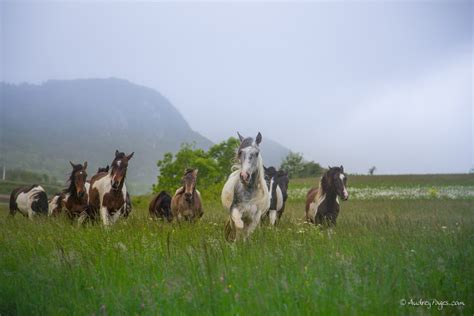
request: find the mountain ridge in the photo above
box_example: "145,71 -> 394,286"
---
1,78 -> 290,193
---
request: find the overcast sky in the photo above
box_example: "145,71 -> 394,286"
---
1,1 -> 472,174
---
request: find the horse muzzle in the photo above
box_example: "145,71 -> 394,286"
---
111,181 -> 120,190
184,192 -> 192,202
240,171 -> 251,185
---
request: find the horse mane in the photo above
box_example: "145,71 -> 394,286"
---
222,154 -> 270,212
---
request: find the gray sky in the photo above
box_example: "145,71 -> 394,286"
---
2,1 -> 472,174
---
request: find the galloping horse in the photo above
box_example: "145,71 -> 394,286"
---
222,132 -> 270,241
9,184 -> 48,218
88,150 -> 134,225
262,166 -> 289,225
62,161 -> 89,219
171,169 -> 203,221
305,166 -> 349,226
149,191 -> 172,221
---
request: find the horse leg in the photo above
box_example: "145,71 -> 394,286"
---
230,207 -> 245,241
100,207 -> 110,226
244,209 -> 261,240
269,209 -> 277,226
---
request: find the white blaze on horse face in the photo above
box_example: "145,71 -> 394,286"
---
339,174 -> 349,199
240,146 -> 259,181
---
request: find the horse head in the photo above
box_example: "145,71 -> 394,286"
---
69,161 -> 88,198
182,168 -> 198,202
323,166 -> 349,201
110,150 -> 134,190
237,132 -> 262,186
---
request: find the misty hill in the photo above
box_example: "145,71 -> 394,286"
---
1,79 -> 290,193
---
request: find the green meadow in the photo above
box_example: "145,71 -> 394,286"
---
0,175 -> 473,315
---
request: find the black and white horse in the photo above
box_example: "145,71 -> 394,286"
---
9,185 -> 49,218
305,166 -> 349,226
222,132 -> 270,241
262,166 -> 289,225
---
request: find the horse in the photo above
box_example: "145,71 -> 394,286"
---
171,169 -> 203,221
149,191 -> 172,221
48,193 -> 64,216
88,150 -> 134,225
97,165 -> 110,173
261,166 -> 289,225
222,132 -> 270,242
305,166 -> 349,226
85,165 -> 110,196
63,161 -> 89,220
9,184 -> 49,218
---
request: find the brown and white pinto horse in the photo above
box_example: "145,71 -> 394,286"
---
171,169 -> 203,221
62,161 -> 89,219
10,184 -> 49,218
88,150 -> 134,225
305,166 -> 349,226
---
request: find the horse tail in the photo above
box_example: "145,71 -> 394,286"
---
9,188 -> 19,215
32,190 -> 48,215
224,217 -> 237,243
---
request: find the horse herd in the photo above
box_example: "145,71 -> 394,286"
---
8,132 -> 349,241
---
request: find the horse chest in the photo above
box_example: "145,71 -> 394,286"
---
102,191 -> 125,211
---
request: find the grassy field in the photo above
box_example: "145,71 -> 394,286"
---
0,175 -> 473,315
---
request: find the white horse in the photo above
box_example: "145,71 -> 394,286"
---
222,132 -> 270,241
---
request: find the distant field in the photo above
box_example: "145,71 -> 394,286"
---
0,175 -> 473,314
292,173 -> 474,188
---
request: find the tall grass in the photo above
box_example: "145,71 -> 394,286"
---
0,197 -> 472,315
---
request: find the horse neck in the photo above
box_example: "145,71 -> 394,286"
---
322,183 -> 337,202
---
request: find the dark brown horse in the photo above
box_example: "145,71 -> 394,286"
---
88,150 -> 133,225
171,169 -> 203,221
305,166 -> 349,226
63,161 -> 89,220
149,191 -> 172,221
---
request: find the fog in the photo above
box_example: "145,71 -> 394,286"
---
2,1 -> 472,174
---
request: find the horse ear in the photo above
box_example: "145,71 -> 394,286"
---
69,161 -> 75,168
264,166 -> 268,172
237,132 -> 244,142
328,165 -> 332,170
193,169 -> 198,176
340,165 -> 344,172
115,150 -> 120,157
255,132 -> 262,145
83,161 -> 88,170
127,152 -> 134,160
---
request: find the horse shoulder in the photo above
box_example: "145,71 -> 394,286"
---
221,172 -> 239,210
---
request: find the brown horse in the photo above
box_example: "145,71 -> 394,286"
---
149,191 -> 172,221
88,150 -> 133,225
171,169 -> 203,221
305,166 -> 349,226
63,161 -> 89,219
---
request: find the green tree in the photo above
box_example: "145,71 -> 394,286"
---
280,152 -> 324,178
280,152 -> 305,178
152,138 -> 240,200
